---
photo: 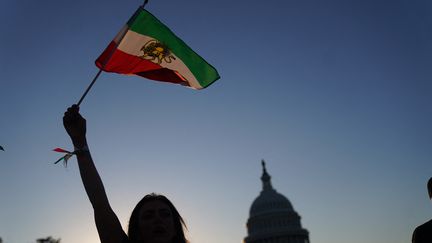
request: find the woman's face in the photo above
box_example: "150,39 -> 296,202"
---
138,200 -> 176,243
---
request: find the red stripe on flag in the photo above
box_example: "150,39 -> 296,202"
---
136,68 -> 187,85
96,46 -> 188,85
96,42 -> 160,73
95,41 -> 117,68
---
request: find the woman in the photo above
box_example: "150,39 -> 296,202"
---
63,105 -> 188,243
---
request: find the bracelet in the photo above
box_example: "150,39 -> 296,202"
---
74,145 -> 89,154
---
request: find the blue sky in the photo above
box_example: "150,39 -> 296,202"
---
0,0 -> 431,243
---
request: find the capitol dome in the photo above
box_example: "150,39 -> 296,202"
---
244,160 -> 310,243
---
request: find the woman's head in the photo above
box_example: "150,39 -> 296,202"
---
128,193 -> 188,243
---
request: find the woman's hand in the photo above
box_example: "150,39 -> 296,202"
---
63,104 -> 87,148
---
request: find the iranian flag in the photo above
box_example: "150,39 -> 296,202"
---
96,7 -> 220,90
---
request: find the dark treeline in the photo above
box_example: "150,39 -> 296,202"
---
0,236 -> 60,243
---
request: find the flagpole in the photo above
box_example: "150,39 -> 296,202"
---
77,0 -> 148,106
77,69 -> 103,106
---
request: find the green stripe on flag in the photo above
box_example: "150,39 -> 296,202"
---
128,8 -> 219,87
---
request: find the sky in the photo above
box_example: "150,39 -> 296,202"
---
0,0 -> 431,242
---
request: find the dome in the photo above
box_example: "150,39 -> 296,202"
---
250,188 -> 294,217
249,160 -> 294,217
244,160 -> 309,243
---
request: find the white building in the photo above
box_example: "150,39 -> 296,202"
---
244,160 -> 310,243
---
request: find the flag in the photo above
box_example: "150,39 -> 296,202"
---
95,7 -> 220,90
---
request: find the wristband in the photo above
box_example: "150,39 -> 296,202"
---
74,145 -> 89,154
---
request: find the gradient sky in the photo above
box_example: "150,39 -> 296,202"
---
1,0 -> 431,243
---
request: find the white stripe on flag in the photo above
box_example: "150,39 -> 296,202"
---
117,30 -> 202,89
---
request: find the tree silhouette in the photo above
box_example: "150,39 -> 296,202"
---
0,236 -> 60,243
36,236 -> 61,243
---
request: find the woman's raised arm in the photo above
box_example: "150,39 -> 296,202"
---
63,105 -> 128,243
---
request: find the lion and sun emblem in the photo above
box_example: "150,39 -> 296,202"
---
139,40 -> 176,64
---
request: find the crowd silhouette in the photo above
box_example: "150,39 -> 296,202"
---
0,106 -> 429,243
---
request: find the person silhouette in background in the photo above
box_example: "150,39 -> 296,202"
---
63,105 -> 188,243
412,177 -> 432,243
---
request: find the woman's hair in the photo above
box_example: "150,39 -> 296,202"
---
128,193 -> 188,243
428,177 -> 432,199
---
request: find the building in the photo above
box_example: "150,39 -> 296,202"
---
244,160 -> 310,243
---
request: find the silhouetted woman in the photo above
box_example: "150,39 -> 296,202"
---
63,105 -> 188,243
